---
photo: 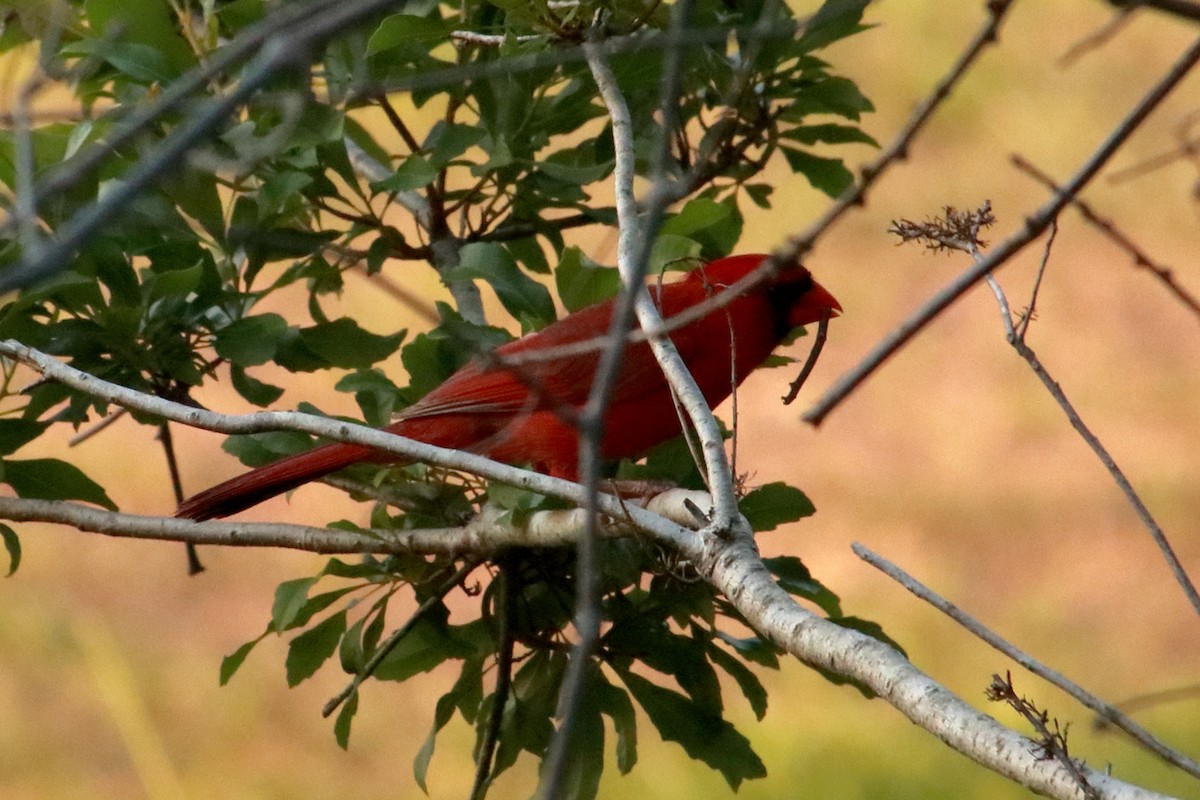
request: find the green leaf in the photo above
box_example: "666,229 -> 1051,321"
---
714,631 -> 780,669
566,669 -> 606,800
271,577 -> 320,631
3,458 -> 116,509
763,556 -> 843,618
425,122 -> 487,168
297,318 -> 404,369
373,156 -> 438,192
220,634 -> 265,685
708,642 -> 769,721
215,313 -> 289,366
223,430 -> 314,467
620,670 -> 766,790
781,147 -> 854,197
413,656 -> 484,789
0,419 -> 47,456
739,482 -> 816,531
0,523 -> 20,577
373,605 -> 472,681
796,0 -> 871,53
229,365 -> 286,407
64,38 -> 181,84
594,674 -> 638,774
554,246 -> 620,312
334,691 -> 358,750
659,197 -> 743,259
538,153 -> 613,184
286,610 -> 347,687
84,0 -> 195,73
786,76 -> 874,121
451,242 -> 556,329
335,368 -> 403,428
649,234 -> 702,274
781,123 -> 878,147
366,13 -> 447,57
744,183 -> 774,209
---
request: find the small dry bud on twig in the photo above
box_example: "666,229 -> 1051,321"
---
986,672 -> 1099,800
889,201 -> 996,253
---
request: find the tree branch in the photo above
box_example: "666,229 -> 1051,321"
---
695,530 -> 1177,800
1010,153 -> 1200,320
0,338 -> 701,550
856,543 -> 1200,781
0,491 -> 715,557
804,31 -> 1200,426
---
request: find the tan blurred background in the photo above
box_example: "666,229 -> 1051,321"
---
3,2 -> 1200,798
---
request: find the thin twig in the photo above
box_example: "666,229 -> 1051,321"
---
470,558 -> 517,800
889,200 -> 1200,621
985,672 -> 1099,800
983,271 -> 1200,618
158,421 -> 205,575
450,30 -> 543,45
805,32 -> 1200,426
322,559 -> 480,718
1010,153 -> 1200,321
542,7 -> 703,792
1110,0 -> 1200,22
781,315 -> 831,405
1097,684 -> 1200,730
67,408 -> 128,446
1058,7 -> 1135,67
854,543 -> 1200,780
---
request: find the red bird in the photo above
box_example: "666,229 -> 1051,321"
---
176,254 -> 840,520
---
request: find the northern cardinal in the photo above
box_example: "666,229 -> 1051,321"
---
176,254 -> 840,520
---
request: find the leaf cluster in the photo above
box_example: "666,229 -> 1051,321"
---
0,0 -> 893,793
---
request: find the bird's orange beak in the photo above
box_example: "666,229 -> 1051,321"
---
790,278 -> 842,327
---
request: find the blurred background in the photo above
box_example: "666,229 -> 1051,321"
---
2,2 -> 1199,798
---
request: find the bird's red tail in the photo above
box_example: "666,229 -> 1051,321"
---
175,441 -> 377,521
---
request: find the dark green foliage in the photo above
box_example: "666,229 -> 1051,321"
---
0,1 -> 891,796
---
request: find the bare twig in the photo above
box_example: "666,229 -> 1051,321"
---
805,33 -> 1200,426
1109,0 -> 1200,22
323,559 -> 480,718
542,6 -> 713,794
986,672 -> 1099,800
855,543 -> 1200,781
888,198 -> 1200,619
1011,153 -> 1200,320
158,421 -> 205,575
1059,7 -> 1135,67
1097,684 -> 1200,730
450,30 -> 542,45
982,270 -> 1200,618
0,490 -> 713,558
67,408 -> 128,446
470,558 -> 517,800
781,315 -> 831,405
701,531 -> 1175,799
583,34 -> 738,532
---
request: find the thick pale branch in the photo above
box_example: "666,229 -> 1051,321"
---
0,339 -> 697,550
583,38 -> 739,530
695,531 -> 1176,800
856,543 -> 1200,780
0,346 -> 1178,798
0,490 -> 713,557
